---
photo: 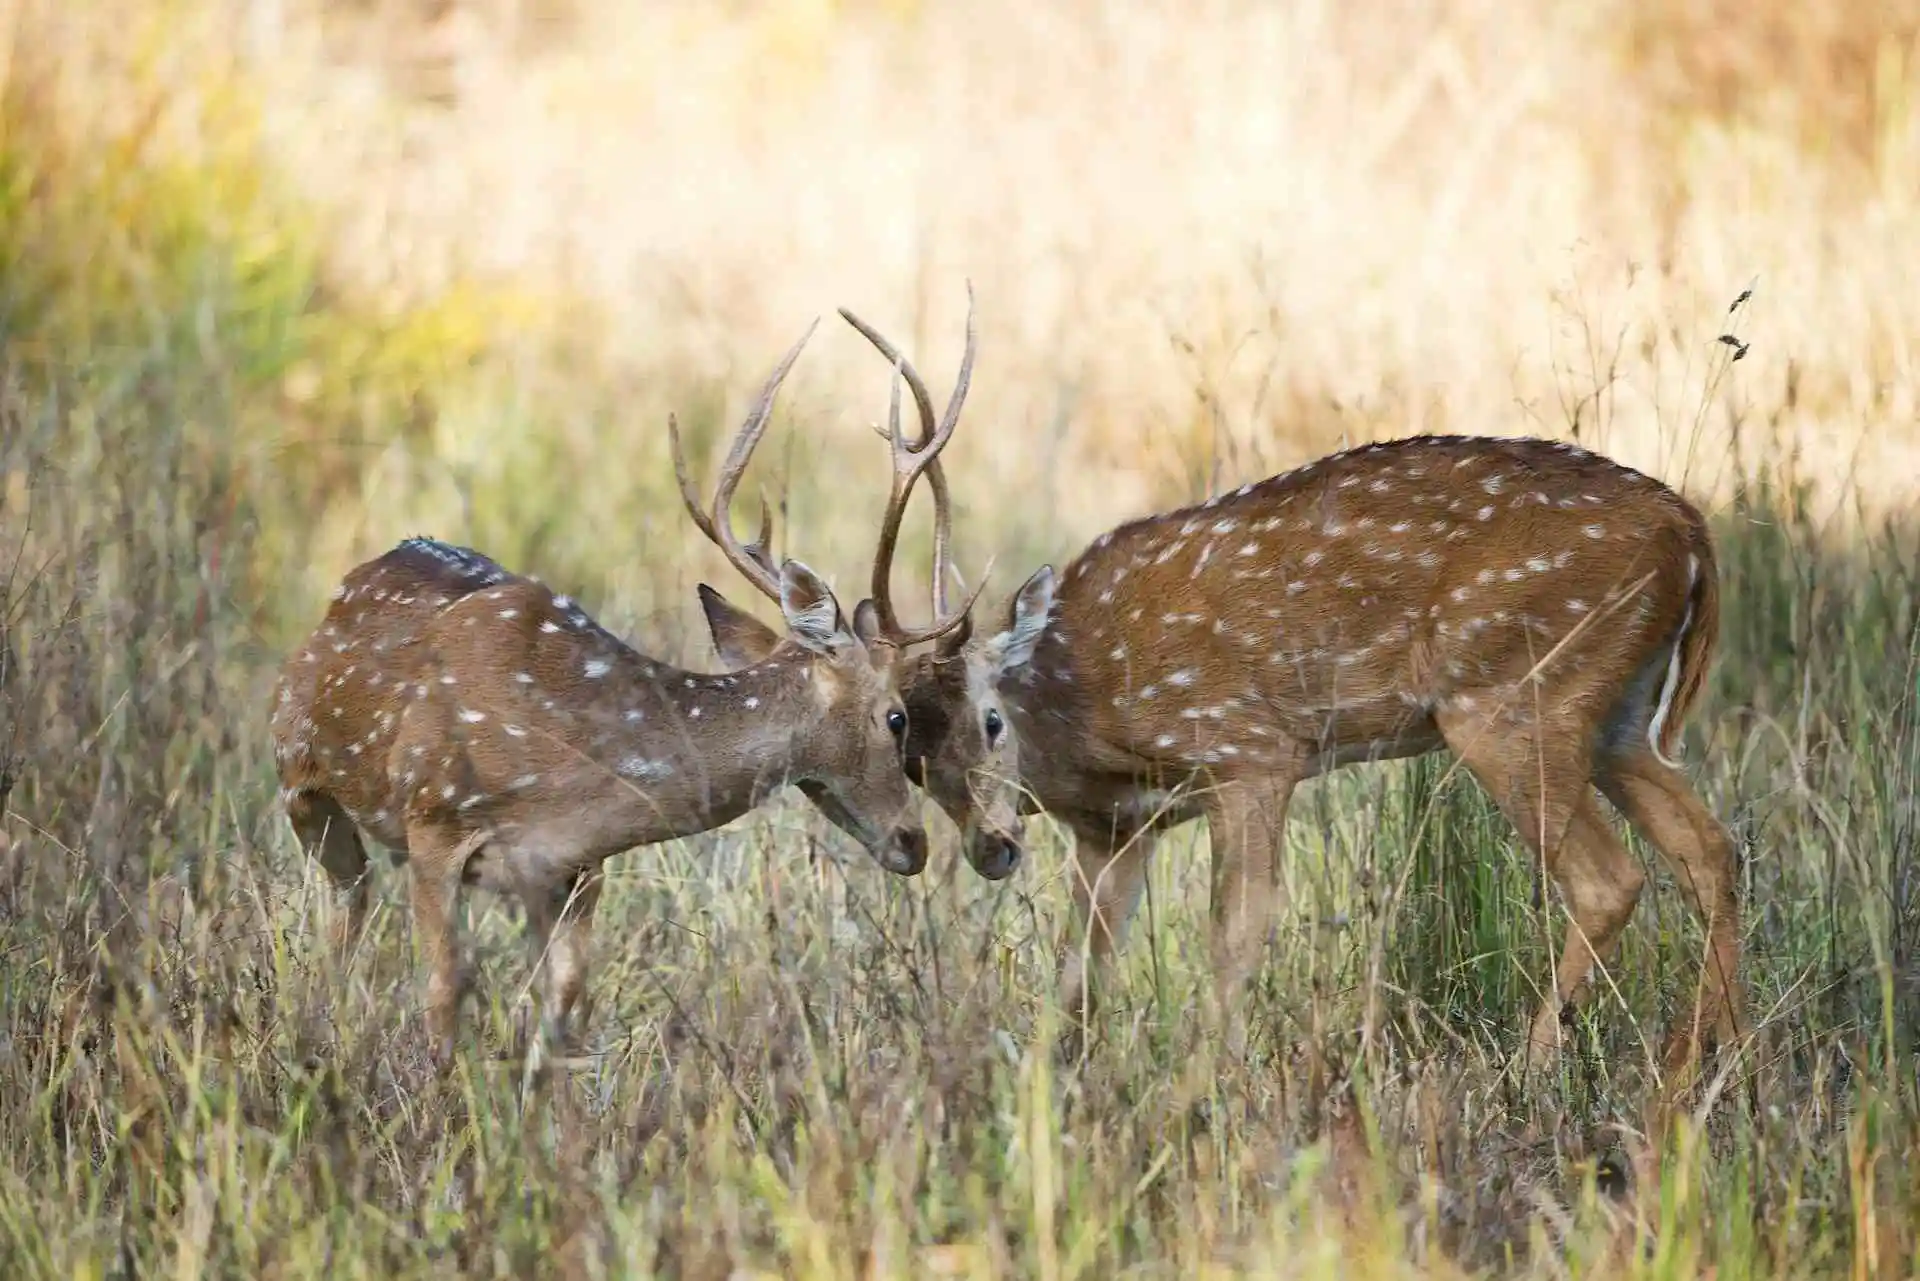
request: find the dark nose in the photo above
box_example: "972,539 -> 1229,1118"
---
976,835 -> 1021,881
886,827 -> 928,876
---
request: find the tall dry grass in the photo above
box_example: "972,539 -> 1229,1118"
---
257,0 -> 1920,545
2,0 -> 1919,1276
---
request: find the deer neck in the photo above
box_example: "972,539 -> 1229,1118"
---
484,647 -> 828,846
626,655 -> 826,827
995,594 -> 1186,826
997,625 -> 1095,800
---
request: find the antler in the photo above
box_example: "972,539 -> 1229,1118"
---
837,283 -> 988,647
668,320 -> 817,604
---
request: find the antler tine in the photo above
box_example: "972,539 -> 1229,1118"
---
836,282 -> 979,646
935,280 -> 978,447
928,281 -> 976,620
837,308 -> 937,636
837,310 -> 940,450
668,414 -> 730,550
668,319 -> 818,605
748,490 -> 776,574
856,364 -> 912,636
925,462 -> 956,621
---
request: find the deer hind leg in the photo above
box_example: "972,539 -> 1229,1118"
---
1202,774 -> 1299,1062
1433,706 -> 1645,1070
1058,829 -> 1155,1056
285,789 -> 372,953
406,826 -> 482,1067
522,870 -> 604,1056
1530,796 -> 1648,1064
1595,744 -> 1745,1081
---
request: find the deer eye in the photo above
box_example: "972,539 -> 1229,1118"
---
886,709 -> 908,739
984,708 -> 1004,744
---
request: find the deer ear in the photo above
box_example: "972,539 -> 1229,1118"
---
985,564 -> 1055,676
850,599 -> 899,672
856,595 -> 883,645
778,559 -> 854,657
699,583 -> 782,669
851,598 -> 883,648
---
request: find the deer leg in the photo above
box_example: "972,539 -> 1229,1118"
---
1202,774 -> 1298,1062
1595,745 -> 1746,1081
285,790 -> 372,953
529,870 -> 604,1054
1528,796 -> 1647,1065
1435,707 -> 1643,1070
520,883 -> 562,1056
407,828 -> 480,1067
1058,828 -> 1155,1052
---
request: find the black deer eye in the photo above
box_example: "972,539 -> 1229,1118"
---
984,708 -> 1004,744
886,709 -> 909,739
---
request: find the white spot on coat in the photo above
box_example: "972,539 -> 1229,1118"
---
618,756 -> 673,780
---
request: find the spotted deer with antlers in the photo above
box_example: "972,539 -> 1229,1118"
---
699,293 -> 1016,878
702,297 -> 1746,1082
270,323 -> 952,1062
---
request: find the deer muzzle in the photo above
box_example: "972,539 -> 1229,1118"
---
878,825 -> 929,876
967,826 -> 1022,881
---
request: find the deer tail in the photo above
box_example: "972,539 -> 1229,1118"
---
1647,525 -> 1720,768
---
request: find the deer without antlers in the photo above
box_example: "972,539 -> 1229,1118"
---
702,303 -> 1746,1084
269,323 -> 953,1062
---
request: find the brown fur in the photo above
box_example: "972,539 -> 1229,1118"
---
270,326 -> 965,1063
711,429 -> 1748,1086
272,536 -> 923,1063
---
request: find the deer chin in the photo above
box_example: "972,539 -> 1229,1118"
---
793,779 -> 927,875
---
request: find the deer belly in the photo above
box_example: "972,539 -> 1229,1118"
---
1255,660 -> 1421,734
1251,676 -> 1442,777
356,803 -> 413,852
1303,718 -> 1446,777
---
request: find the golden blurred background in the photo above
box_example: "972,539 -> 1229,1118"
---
7,0 -> 1918,646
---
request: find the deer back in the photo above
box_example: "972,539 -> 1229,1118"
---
277,536 -> 928,877
388,575 -> 854,867
271,537 -> 519,840
1033,435 -> 1714,776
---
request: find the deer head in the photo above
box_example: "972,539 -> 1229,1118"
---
664,323 -> 940,872
699,287 -> 1048,880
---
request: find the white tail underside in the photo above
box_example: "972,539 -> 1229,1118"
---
1646,552 -> 1699,769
